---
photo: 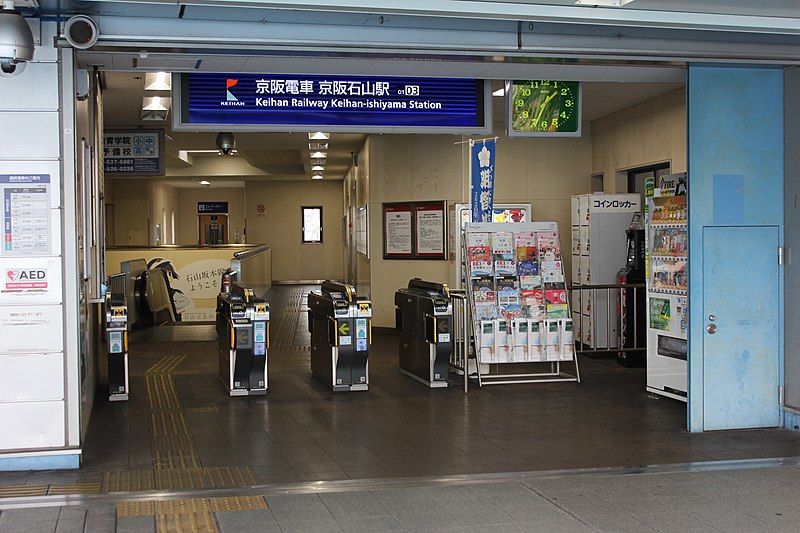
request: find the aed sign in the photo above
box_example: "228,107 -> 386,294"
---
5,268 -> 48,290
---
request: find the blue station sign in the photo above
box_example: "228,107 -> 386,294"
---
174,73 -> 490,133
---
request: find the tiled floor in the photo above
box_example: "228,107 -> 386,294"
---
2,284 -> 800,531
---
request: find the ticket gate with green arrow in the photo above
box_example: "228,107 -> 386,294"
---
307,281 -> 372,392
394,278 -> 453,388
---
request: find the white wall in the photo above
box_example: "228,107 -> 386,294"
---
0,21 -> 82,465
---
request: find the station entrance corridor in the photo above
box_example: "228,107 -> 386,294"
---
3,284 -> 800,531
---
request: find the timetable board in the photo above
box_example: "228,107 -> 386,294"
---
1,174 -> 52,257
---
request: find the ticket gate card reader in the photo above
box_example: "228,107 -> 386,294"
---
217,282 -> 269,396
395,279 -> 453,388
106,273 -> 129,401
307,281 -> 371,392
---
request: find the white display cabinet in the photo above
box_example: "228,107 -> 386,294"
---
570,193 -> 642,349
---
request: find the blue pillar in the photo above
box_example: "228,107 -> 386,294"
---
687,65 -> 784,432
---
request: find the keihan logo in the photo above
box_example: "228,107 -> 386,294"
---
226,79 -> 239,101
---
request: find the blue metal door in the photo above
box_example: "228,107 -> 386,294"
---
702,226 -> 780,430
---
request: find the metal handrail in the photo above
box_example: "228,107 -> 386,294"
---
233,244 -> 271,261
449,290 -> 470,393
568,282 -> 646,356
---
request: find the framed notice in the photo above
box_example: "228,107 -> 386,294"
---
356,205 -> 369,258
382,201 -> 446,260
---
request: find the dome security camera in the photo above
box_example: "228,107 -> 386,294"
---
216,132 -> 236,156
0,6 -> 34,79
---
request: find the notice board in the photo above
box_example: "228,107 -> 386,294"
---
382,201 -> 446,260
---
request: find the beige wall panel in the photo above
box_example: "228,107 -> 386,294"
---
246,180 -> 344,282
107,179 -> 149,246
367,127 -> 594,327
150,182 -> 179,244
176,187 -> 245,245
592,89 -> 686,191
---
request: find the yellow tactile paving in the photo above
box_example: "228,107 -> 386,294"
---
155,498 -> 212,514
0,485 -> 48,498
103,469 -> 156,492
154,467 -> 206,490
47,482 -> 102,495
117,500 -> 156,517
203,466 -> 257,488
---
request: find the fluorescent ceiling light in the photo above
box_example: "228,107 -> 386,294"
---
312,165 -> 325,172
310,151 -> 327,159
142,96 -> 170,111
308,132 -> 330,140
140,109 -> 168,121
311,157 -> 325,166
145,72 -> 171,91
574,0 -> 635,6
311,174 -> 324,180
309,142 -> 328,150
199,180 -> 211,185
492,87 -> 504,97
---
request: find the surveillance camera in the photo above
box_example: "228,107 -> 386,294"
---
0,8 -> 34,78
216,132 -> 235,156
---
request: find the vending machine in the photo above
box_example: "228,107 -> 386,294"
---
645,172 -> 688,401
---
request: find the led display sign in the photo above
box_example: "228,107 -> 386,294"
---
174,73 -> 490,134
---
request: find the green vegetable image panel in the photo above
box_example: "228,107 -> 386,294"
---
509,80 -> 581,137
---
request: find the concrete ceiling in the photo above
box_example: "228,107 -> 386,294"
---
101,71 -> 682,187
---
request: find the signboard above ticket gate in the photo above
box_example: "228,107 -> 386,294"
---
174,73 -> 491,133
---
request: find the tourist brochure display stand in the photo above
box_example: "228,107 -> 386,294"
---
463,222 -> 580,385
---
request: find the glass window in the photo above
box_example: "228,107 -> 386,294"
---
302,206 -> 323,243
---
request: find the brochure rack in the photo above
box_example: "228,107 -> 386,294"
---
463,222 -> 580,386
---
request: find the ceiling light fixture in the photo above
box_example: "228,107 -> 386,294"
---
310,151 -> 327,159
142,96 -> 170,111
145,71 -> 171,91
0,1 -> 34,78
308,132 -> 330,140
140,96 -> 170,121
311,165 -> 325,172
309,142 -> 328,150
492,87 -> 504,97
199,180 -> 211,185
311,174 -> 324,180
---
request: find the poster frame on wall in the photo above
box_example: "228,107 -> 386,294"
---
382,201 -> 446,260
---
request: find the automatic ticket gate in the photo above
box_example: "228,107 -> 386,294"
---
106,273 -> 129,401
216,278 -> 270,396
395,279 -> 453,388
307,281 -> 371,391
